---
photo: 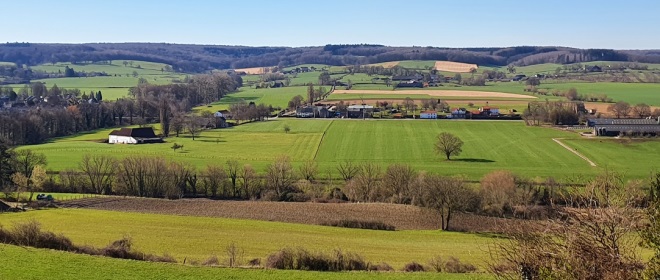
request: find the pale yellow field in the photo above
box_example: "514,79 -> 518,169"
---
366,61 -> 400,68
434,61 -> 479,73
332,89 -> 537,99
234,66 -> 275,75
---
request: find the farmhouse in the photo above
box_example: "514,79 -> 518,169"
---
108,127 -> 162,144
449,108 -> 468,119
347,105 -> 374,118
420,111 -> 438,119
589,118 -> 660,136
479,106 -> 500,116
296,106 -> 315,118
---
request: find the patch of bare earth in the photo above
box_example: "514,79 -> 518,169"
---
434,61 -> 478,73
332,89 -> 537,99
58,197 -> 531,231
234,67 -> 273,75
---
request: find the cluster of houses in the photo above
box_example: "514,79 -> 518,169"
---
294,103 -> 516,120
392,74 -> 443,88
587,117 -> 660,137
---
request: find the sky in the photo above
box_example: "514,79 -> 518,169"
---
2,0 -> 659,49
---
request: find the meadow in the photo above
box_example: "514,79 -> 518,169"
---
0,244 -> 490,280
19,119 -> 660,180
195,86 -> 310,112
0,208 -> 495,269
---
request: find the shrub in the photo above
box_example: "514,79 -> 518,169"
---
368,262 -> 394,271
322,219 -> 395,231
202,255 -> 220,266
248,258 -> 261,267
403,261 -> 426,272
266,248 -> 296,269
265,247 -> 368,272
444,257 -> 477,273
428,256 -> 443,272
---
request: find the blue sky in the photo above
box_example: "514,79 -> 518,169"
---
3,0 -> 659,49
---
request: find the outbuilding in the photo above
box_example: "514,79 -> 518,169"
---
108,127 -> 162,144
420,111 -> 438,119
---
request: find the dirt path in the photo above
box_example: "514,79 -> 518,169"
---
552,138 -> 597,167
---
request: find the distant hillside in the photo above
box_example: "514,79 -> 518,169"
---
1,42 -> 659,73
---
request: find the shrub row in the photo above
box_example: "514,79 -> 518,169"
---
321,219 -> 395,231
0,220 -> 175,263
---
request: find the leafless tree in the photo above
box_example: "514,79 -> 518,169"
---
383,163 -> 417,204
632,103 -> 652,118
337,161 -> 360,181
265,155 -> 296,199
240,164 -> 260,200
420,174 -> 477,230
607,101 -> 632,118
202,164 -> 227,198
298,160 -> 318,182
79,154 -> 116,195
226,160 -> 241,198
344,163 -> 381,202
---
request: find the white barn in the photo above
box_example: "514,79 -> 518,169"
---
108,127 -> 162,144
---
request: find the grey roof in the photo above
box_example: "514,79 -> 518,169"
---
594,125 -> 660,133
109,127 -> 158,138
589,118 -> 659,125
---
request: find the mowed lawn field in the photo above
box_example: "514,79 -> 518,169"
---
0,244 -> 490,280
19,119 -> 660,180
0,209 -> 495,270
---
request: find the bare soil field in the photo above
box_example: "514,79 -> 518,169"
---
332,89 -> 537,99
234,66 -> 272,75
434,61 -> 479,73
584,102 -> 660,117
58,197 -> 529,231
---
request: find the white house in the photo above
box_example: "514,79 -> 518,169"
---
108,127 -> 162,144
420,111 -> 437,119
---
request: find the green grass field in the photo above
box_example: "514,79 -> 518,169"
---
195,86 -> 310,112
0,244 -> 490,280
0,209 -> 495,270
19,120 -> 660,180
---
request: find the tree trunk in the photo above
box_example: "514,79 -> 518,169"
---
444,207 -> 452,231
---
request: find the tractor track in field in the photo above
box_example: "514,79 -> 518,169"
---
312,120 -> 334,160
552,138 -> 597,167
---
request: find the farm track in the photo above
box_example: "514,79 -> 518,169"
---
552,138 -> 597,167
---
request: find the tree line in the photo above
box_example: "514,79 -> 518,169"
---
0,72 -> 241,144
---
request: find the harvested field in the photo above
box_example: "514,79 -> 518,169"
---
234,66 -> 274,75
60,197 -> 441,230
332,89 -> 537,99
59,197 -> 532,232
434,61 -> 478,73
584,102 -> 660,117
367,61 -> 399,68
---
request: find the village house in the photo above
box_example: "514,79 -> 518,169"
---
347,104 -> 374,118
449,108 -> 468,119
108,127 -> 162,144
296,106 -> 315,118
420,110 -> 438,119
479,106 -> 500,116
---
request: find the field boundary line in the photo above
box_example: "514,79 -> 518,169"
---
313,120 -> 334,160
552,138 -> 597,167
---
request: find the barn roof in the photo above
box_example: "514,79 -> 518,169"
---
109,127 -> 158,138
589,118 -> 658,125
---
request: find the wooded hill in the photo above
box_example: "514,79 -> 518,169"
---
1,42 -> 659,73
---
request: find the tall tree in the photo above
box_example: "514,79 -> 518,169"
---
434,132 -> 463,160
607,101 -> 632,118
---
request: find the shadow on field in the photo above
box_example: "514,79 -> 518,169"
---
454,158 -> 495,163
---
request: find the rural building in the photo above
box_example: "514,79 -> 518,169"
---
512,74 -> 526,81
589,118 -> 660,136
347,105 -> 374,118
108,127 -> 162,144
449,108 -> 467,119
296,106 -> 315,118
391,74 -> 423,82
420,111 -> 438,119
0,200 -> 10,212
586,65 -> 602,72
479,106 -> 500,116
396,81 -> 424,88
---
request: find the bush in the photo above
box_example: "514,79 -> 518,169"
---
403,261 -> 426,272
202,255 -> 220,266
322,219 -> 395,231
368,262 -> 394,271
248,258 -> 261,267
428,256 -> 444,272
265,248 -> 368,272
444,257 -> 477,273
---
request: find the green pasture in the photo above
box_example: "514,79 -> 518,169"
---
32,60 -> 171,76
0,244 -> 490,280
19,119 -> 660,180
0,209 -> 496,270
195,86 -> 310,112
535,82 -> 660,106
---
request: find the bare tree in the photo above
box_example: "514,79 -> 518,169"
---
607,101 -> 632,118
186,115 -> 203,140
240,164 -> 260,200
420,174 -> 477,230
434,132 -> 463,160
79,154 -> 116,195
344,163 -> 381,202
226,159 -> 241,198
226,242 -> 244,268
337,161 -> 360,181
383,163 -> 417,204
202,164 -> 227,198
632,103 -> 652,118
265,155 -> 296,199
298,160 -> 318,182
